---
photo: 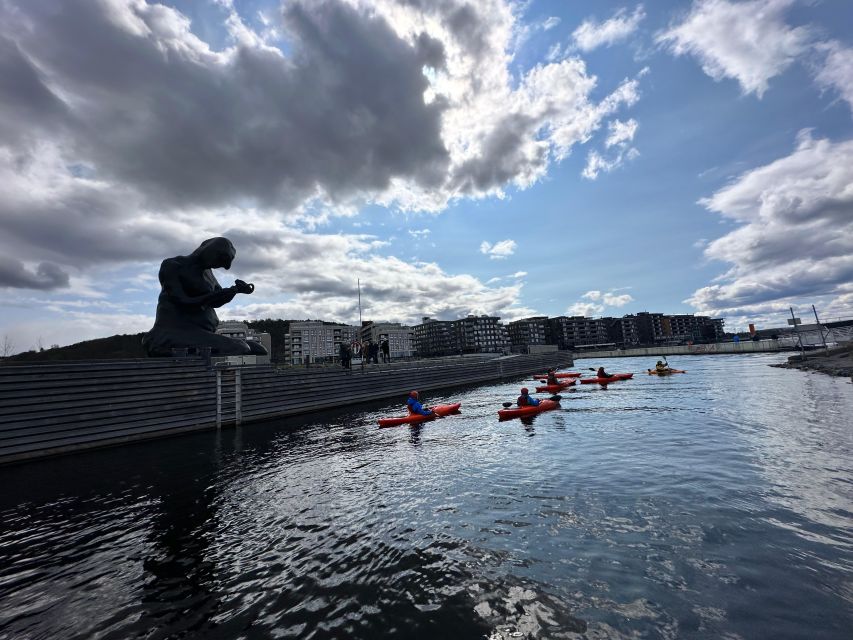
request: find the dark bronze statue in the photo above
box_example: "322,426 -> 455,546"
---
142,237 -> 268,357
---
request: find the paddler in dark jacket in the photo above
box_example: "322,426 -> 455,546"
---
517,388 -> 540,407
546,369 -> 559,385
597,366 -> 615,379
407,391 -> 434,416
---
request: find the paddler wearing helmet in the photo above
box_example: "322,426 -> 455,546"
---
517,387 -> 540,407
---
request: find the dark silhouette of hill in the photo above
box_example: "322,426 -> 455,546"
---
5,334 -> 148,362
2,319 -> 305,363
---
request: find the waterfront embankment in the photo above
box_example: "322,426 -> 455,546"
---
772,343 -> 853,377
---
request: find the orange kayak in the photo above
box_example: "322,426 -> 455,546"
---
535,380 -> 576,393
498,399 -> 560,420
579,373 -> 634,384
378,403 -> 461,428
532,372 -> 581,379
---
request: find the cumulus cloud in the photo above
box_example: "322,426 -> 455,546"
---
480,239 -> 517,259
603,292 -> 633,306
657,0 -> 812,97
566,289 -> 634,316
567,301 -> 604,316
0,0 -> 646,299
686,132 -> 853,317
572,5 -> 645,52
408,228 -> 431,238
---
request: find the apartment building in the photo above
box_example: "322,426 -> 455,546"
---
413,317 -> 455,357
547,316 -> 611,349
359,321 -> 415,359
284,321 -> 359,365
614,313 -> 725,346
413,315 -> 510,356
507,316 -> 550,352
216,321 -> 272,361
454,315 -> 511,354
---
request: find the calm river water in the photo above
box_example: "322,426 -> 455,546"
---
1,354 -> 851,639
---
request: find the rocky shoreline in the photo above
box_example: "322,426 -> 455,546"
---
771,343 -> 853,378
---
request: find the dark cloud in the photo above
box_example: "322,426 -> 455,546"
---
0,0 -> 449,212
450,113 -> 544,192
0,257 -> 69,290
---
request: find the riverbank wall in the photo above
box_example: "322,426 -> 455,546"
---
572,339 -> 793,360
0,351 -> 573,465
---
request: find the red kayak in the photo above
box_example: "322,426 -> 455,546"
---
580,373 -> 633,384
498,399 -> 560,421
532,372 -> 581,379
378,402 -> 461,428
535,380 -> 576,393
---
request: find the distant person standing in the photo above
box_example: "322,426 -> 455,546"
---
381,339 -> 390,363
368,340 -> 379,364
339,342 -> 351,369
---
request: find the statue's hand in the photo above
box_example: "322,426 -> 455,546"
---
234,279 -> 255,294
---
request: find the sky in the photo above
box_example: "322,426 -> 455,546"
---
1,0 -> 852,352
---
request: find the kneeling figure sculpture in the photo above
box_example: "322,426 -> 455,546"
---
142,237 -> 267,357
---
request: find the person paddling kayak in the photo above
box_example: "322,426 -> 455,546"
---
546,369 -> 559,385
654,360 -> 670,373
517,387 -> 540,407
407,391 -> 434,416
597,366 -> 616,379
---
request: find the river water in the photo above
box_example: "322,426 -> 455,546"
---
1,354 -> 851,639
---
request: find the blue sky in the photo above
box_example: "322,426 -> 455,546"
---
1,0 -> 852,351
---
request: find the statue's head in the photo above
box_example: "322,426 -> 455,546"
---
192,237 -> 236,270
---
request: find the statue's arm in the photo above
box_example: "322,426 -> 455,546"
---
159,261 -> 235,307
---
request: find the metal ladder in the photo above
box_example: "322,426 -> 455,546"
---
216,367 -> 242,427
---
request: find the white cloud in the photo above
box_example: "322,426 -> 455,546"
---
567,301 -> 604,316
567,288 -> 634,316
657,0 -> 812,97
687,131 -> 853,317
542,16 -> 560,31
603,292 -> 633,306
480,239 -> 517,259
814,41 -> 853,115
582,146 -> 639,180
572,5 -> 646,52
605,118 -> 638,148
512,271 -> 527,278
408,228 -> 431,238
583,117 -> 640,179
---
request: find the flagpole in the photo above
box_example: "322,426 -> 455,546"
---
358,279 -> 364,371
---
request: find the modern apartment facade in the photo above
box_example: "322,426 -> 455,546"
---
413,315 -> 510,356
216,321 -> 272,361
284,321 -> 359,365
359,321 -> 415,359
547,316 -> 612,349
507,316 -> 550,352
